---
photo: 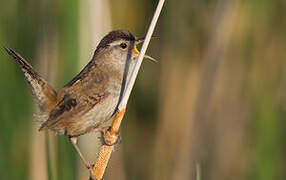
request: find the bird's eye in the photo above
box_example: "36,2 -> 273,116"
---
120,43 -> 127,49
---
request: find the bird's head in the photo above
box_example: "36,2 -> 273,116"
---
94,30 -> 155,66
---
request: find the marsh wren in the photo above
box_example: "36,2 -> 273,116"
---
5,30 -> 154,169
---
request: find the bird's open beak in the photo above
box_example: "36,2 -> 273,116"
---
132,45 -> 140,55
133,37 -> 157,63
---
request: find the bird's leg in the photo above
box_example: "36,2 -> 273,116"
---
69,136 -> 91,169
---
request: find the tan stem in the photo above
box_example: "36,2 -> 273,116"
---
89,109 -> 126,180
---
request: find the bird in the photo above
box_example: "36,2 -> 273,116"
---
4,29 -> 154,169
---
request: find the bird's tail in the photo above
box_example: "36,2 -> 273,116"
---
4,47 -> 58,112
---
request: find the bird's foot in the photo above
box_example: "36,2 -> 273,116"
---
100,126 -> 120,146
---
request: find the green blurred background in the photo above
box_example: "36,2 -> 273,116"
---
1,0 -> 286,179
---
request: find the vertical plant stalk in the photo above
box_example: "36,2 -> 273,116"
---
89,0 -> 165,179
90,109 -> 125,180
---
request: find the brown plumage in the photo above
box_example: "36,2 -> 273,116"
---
5,30 -> 143,168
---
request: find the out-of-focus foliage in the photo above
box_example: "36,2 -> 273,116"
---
1,0 -> 286,180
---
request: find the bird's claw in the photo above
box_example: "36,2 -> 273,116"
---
101,126 -> 120,146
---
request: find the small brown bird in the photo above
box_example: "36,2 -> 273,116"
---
5,30 -> 153,169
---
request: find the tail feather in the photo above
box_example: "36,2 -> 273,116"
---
4,47 -> 58,111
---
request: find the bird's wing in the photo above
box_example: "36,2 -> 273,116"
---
38,63 -> 112,135
38,91 -> 110,135
38,94 -> 85,132
5,48 -> 57,111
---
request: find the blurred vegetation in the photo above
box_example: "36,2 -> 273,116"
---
1,0 -> 286,180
